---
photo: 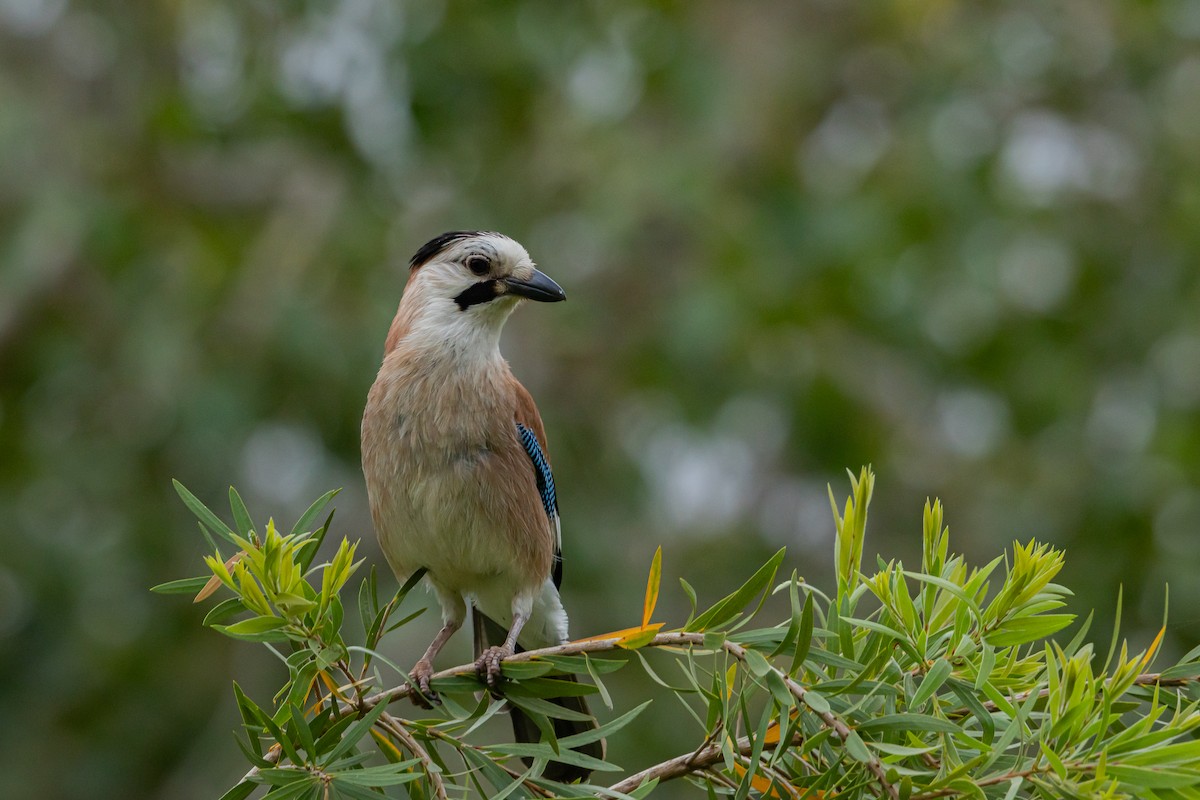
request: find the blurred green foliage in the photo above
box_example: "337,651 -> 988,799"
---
3,1 -> 1200,798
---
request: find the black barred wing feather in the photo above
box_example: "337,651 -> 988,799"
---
516,422 -> 562,588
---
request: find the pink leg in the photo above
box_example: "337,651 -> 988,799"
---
475,611 -> 529,691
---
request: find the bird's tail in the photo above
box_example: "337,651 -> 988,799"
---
473,608 -> 605,784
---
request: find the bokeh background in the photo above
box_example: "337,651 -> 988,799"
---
4,1 -> 1200,797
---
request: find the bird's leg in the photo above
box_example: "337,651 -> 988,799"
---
475,610 -> 529,691
409,619 -> 460,708
410,586 -> 465,708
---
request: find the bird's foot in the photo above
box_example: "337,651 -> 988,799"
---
474,645 -> 513,693
408,659 -> 439,708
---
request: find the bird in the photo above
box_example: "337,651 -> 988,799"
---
360,230 -> 602,782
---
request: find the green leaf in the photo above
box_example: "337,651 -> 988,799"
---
1103,585 -> 1124,672
332,762 -> 423,787
313,716 -> 356,758
174,479 -> 239,545
584,656 -> 614,711
867,742 -> 940,757
488,742 -> 617,772
217,781 -> 257,800
1159,661 -> 1200,681
910,658 -> 953,709
685,548 -> 786,632
903,570 -> 983,623
770,573 -> 803,658
327,782 -> 391,800
1039,741 -> 1067,780
324,701 -> 389,764
624,778 -> 660,799
506,693 -> 593,722
679,577 -> 698,626
947,678 -> 995,744
856,714 -> 961,734
290,489 -> 340,537
357,569 -> 375,639
366,568 -> 428,646
428,674 -> 485,694
150,576 -> 210,595
543,654 -> 627,675
229,487 -> 254,539
764,668 -> 794,709
486,761 -> 536,800
1120,738 -> 1200,766
216,615 -> 289,642
802,690 -> 830,715
298,510 -> 335,575
256,767 -> 313,787
461,746 -> 522,795
984,613 -> 1075,647
275,593 -> 318,615
1106,764 -> 1200,788
840,616 -> 906,643
790,591 -> 814,677
203,597 -> 248,627
287,703 -> 317,759
743,647 -> 773,678
255,709 -> 305,770
843,730 -> 873,763
500,660 -> 555,680
975,644 -> 995,691
559,700 -> 652,750
1062,609 -> 1094,657
233,680 -> 266,733
344,645 -> 406,680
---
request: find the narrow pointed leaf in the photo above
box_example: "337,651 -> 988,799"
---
150,576 -> 210,595
229,487 -> 254,538
290,489 -> 340,537
910,658 -> 953,709
643,545 -> 663,629
174,479 -> 238,545
686,548 -> 786,632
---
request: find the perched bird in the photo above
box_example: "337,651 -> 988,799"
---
361,231 -> 602,782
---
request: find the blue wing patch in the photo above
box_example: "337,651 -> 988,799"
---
516,422 -> 562,587
517,422 -> 557,517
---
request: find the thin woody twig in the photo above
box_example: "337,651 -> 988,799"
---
233,631 -> 1192,799
608,728 -> 805,794
357,631 -> 897,799
377,710 -> 449,800
409,715 -> 555,798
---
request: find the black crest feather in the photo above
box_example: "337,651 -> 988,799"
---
409,230 -> 484,270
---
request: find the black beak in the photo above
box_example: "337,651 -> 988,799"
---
503,268 -> 566,303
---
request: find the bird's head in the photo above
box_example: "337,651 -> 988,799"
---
386,231 -> 565,353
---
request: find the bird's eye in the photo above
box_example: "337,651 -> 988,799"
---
466,255 -> 490,276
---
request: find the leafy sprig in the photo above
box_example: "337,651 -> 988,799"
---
156,468 -> 1200,799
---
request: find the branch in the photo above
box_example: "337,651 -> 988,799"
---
405,715 -> 556,798
377,711 -> 449,800
716,635 -> 898,800
359,630 -> 898,800
609,729 -> 805,795
235,632 -> 1198,798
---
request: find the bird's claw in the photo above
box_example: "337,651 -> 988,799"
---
409,660 -> 439,708
475,645 -> 513,694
